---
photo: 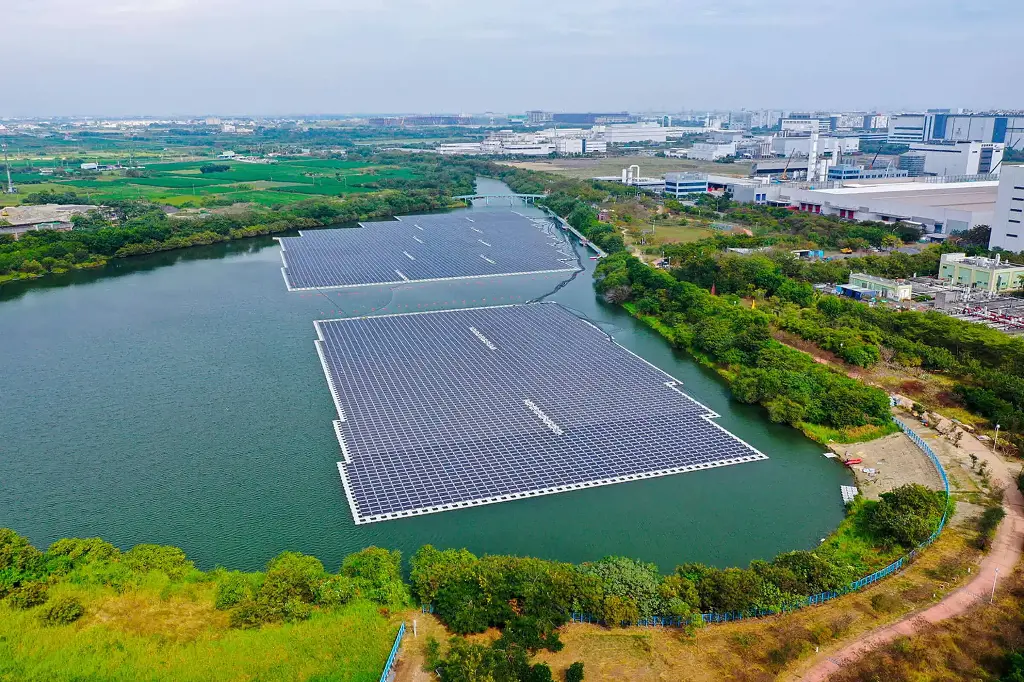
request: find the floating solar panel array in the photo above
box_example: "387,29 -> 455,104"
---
277,211 -> 577,290
314,303 -> 768,524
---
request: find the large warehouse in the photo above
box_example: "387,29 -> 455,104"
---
776,180 -> 998,235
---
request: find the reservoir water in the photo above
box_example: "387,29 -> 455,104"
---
0,179 -> 851,571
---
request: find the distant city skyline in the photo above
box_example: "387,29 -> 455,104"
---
3,0 -> 1023,117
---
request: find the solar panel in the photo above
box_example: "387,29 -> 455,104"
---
277,210 -> 578,290
314,303 -> 768,524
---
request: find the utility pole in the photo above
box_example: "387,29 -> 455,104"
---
991,566 -> 1000,603
2,140 -> 14,194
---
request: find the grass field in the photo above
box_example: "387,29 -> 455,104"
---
502,156 -> 754,179
4,158 -> 421,208
0,581 -> 398,682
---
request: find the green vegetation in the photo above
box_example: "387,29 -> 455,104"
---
606,229 -> 1024,450
0,529 -> 405,681
1,474 -> 946,682
595,252 -> 890,438
0,191 -> 452,283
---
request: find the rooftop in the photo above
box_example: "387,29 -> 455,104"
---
942,253 -> 1024,270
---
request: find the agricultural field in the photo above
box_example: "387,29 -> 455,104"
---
2,158 -> 422,208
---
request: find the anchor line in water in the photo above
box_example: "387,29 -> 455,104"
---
526,217 -> 586,304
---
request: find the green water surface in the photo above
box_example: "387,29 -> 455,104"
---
0,181 -> 852,571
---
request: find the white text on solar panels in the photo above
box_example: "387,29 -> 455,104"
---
468,327 -> 497,350
523,399 -> 563,436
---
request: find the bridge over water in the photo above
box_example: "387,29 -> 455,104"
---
453,193 -> 546,205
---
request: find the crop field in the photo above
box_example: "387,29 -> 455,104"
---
6,158 -> 422,208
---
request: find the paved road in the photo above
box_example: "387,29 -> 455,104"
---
793,428 -> 1024,681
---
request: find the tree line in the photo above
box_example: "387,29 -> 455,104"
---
2,488 -> 944,680
594,252 -> 891,433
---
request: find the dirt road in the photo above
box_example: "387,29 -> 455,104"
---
792,432 -> 1024,681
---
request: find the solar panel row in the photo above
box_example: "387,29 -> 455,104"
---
314,303 -> 768,524
278,211 -> 578,290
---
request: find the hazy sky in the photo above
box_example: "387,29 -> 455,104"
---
3,0 -> 1023,116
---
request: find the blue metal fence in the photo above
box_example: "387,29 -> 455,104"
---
560,416 -> 951,629
378,621 -> 406,682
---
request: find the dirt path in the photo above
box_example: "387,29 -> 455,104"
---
791,432 -> 1024,681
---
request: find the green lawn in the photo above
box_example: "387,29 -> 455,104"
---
0,583 -> 398,682
8,159 -> 423,208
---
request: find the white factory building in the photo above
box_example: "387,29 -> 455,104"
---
777,180 -> 997,235
682,142 -> 737,160
772,136 -> 860,157
888,113 -> 1024,146
903,141 -> 1004,177
989,165 -> 1024,251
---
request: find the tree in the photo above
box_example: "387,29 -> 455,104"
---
881,234 -> 902,250
579,556 -> 662,619
566,662 -> 585,682
868,484 -> 945,547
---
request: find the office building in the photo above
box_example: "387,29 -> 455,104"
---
898,153 -> 927,177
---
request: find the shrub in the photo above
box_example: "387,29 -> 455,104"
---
262,551 -> 325,605
566,661 -> 585,682
867,484 -> 945,547
7,582 -> 48,609
580,556 -> 662,619
282,598 -> 312,623
228,598 -> 275,629
315,575 -> 357,607
46,538 -> 119,574
978,506 -> 1007,550
601,595 -> 639,627
123,544 -> 194,579
0,529 -> 45,597
870,593 -> 902,614
39,596 -> 84,626
341,546 -> 407,605
215,571 -> 261,610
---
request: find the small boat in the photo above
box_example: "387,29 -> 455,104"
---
843,458 -> 863,466
589,256 -> 599,260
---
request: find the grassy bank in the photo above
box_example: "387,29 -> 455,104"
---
0,587 -> 397,682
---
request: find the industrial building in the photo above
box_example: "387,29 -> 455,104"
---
904,141 -> 1004,177
888,112 -> 1024,146
988,164 -> 1024,250
827,164 -> 908,181
663,172 -> 709,196
0,204 -> 94,236
552,112 -> 635,125
682,141 -> 736,160
771,135 -> 860,157
778,179 -> 998,235
938,252 -> 1024,292
847,273 -> 913,301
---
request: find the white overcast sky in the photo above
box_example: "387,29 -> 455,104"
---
2,0 -> 1022,116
